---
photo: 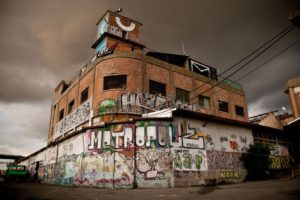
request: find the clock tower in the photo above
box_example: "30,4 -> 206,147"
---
91,10 -> 145,54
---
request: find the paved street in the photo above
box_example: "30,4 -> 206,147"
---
0,178 -> 299,200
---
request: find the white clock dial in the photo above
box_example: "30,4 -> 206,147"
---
115,16 -> 136,32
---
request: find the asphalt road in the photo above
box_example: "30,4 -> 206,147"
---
0,178 -> 299,200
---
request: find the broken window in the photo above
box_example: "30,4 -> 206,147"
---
235,105 -> 245,117
104,75 -> 127,90
176,88 -> 190,103
81,87 -> 89,104
199,95 -> 210,109
149,80 -> 166,96
218,100 -> 229,113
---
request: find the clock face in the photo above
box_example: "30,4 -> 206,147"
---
115,16 -> 136,32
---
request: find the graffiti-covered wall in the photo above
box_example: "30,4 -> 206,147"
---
269,144 -> 290,170
173,117 -> 253,186
54,97 -> 92,139
19,116 -> 258,188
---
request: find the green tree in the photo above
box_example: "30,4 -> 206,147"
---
240,143 -> 271,180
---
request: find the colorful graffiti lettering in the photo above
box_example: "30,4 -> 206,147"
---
269,156 -> 290,170
219,171 -> 240,179
177,121 -> 205,149
87,122 -> 174,151
173,149 -> 207,171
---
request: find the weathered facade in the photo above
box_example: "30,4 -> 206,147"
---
48,10 -> 248,144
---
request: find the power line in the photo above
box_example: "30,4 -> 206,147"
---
189,25 -> 296,102
188,24 -> 296,100
196,38 -> 300,103
219,24 -> 295,76
236,39 -> 300,81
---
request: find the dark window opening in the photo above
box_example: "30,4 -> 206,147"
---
235,105 -> 245,117
218,100 -> 229,113
59,109 -> 64,121
81,87 -> 89,104
122,31 -> 127,39
68,100 -> 75,114
104,75 -> 127,90
199,95 -> 210,109
176,88 -> 190,103
149,80 -> 166,96
61,82 -> 70,94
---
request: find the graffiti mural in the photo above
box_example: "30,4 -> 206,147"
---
270,144 -> 289,156
135,121 -> 174,148
54,150 -> 135,188
136,149 -> 173,188
45,146 -> 57,165
87,124 -> 135,151
205,134 -> 215,150
173,148 -> 207,171
269,156 -> 290,170
46,163 -> 56,180
219,171 -> 240,179
87,122 -> 174,150
55,98 -> 92,138
97,92 -> 196,115
204,131 -> 251,152
207,151 -> 243,170
98,99 -> 116,115
176,120 -> 205,149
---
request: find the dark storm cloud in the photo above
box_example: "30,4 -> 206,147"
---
0,0 -> 299,155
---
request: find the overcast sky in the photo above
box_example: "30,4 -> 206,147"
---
0,0 -> 299,156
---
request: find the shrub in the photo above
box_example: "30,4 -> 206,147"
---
240,143 -> 271,180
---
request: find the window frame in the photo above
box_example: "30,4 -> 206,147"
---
59,109 -> 64,121
176,88 -> 190,103
103,75 -> 127,90
235,105 -> 245,117
218,100 -> 229,113
149,80 -> 166,96
199,95 -> 210,109
68,100 -> 75,114
80,87 -> 89,104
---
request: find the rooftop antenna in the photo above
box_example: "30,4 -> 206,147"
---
115,8 -> 122,14
181,42 -> 186,55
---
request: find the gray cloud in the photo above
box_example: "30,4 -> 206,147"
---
0,0 -> 299,155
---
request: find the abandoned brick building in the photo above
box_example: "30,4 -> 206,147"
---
17,10 -> 291,188
48,10 -> 248,144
